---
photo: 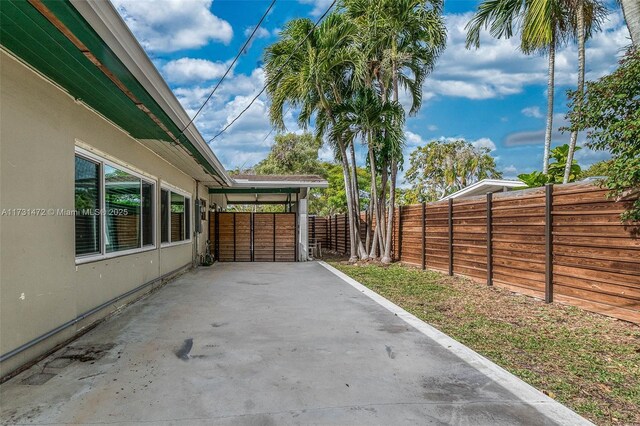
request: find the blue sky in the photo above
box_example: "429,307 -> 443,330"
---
112,0 -> 631,182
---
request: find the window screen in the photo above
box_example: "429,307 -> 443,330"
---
105,165 -> 141,253
171,192 -> 185,242
75,155 -> 101,256
142,181 -> 154,246
184,197 -> 191,240
161,189 -> 169,243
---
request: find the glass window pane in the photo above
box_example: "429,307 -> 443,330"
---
75,155 -> 100,256
185,197 -> 191,240
105,165 -> 141,252
161,189 -> 169,243
171,192 -> 185,242
142,181 -> 154,246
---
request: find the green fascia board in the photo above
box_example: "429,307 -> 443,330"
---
209,188 -> 301,194
0,0 -> 221,179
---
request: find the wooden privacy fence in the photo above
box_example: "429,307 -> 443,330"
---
210,212 -> 297,262
312,182 -> 639,323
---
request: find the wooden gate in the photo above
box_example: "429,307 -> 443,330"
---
209,212 -> 297,262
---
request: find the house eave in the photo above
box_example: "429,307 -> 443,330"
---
69,0 -> 233,187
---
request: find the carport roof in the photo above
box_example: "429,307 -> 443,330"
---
231,174 -> 328,188
211,175 -> 327,205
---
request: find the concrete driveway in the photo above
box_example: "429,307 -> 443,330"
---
1,262 -> 588,425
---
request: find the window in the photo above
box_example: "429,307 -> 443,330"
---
75,149 -> 156,261
161,188 -> 191,244
142,181 -> 154,246
161,189 -> 169,243
105,165 -> 141,252
75,155 -> 101,256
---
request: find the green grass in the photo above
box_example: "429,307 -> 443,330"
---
329,261 -> 640,426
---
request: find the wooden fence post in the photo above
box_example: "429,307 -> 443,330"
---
273,213 -> 276,262
398,206 -> 403,262
335,215 -> 338,252
344,214 -> 348,255
421,202 -> 426,270
545,184 -> 554,303
486,193 -> 493,286
215,211 -> 219,261
325,216 -> 329,250
233,213 -> 237,262
448,198 -> 453,276
250,213 -> 254,262
294,211 -> 298,262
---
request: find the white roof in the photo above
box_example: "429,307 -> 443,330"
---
440,179 -> 524,200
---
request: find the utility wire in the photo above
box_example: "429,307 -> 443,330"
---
177,0 -> 277,138
208,0 -> 337,143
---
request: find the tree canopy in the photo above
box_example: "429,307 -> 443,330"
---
253,133 -> 324,176
566,47 -> 640,221
404,139 -> 502,202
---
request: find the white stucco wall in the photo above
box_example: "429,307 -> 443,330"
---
0,50 -> 200,376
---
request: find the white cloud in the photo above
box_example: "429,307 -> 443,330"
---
427,124 -> 438,131
503,164 -> 518,175
170,67 -> 308,169
404,130 -> 425,147
298,0 -> 335,17
162,58 -> 230,84
244,26 -> 271,39
112,0 -> 232,53
472,137 -> 496,151
425,11 -> 629,101
521,106 -> 543,118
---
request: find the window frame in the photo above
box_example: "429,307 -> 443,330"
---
160,182 -> 192,247
75,147 -> 157,264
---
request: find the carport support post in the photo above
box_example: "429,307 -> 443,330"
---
486,193 -> 493,286
545,184 -> 554,303
421,202 -> 426,270
448,198 -> 453,276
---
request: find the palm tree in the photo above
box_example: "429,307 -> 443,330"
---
466,0 -> 571,174
264,14 -> 369,261
332,88 -> 406,259
343,0 -> 446,262
620,0 -> 639,46
563,0 -> 607,183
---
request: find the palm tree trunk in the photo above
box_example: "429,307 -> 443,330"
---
382,157 -> 397,264
564,2 -> 585,184
542,36 -> 556,174
368,139 -> 382,259
382,64 -> 400,264
365,201 -> 372,254
349,142 -> 368,259
621,0 -> 640,46
338,140 -> 359,262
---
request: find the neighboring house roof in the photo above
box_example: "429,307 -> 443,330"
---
440,179 -> 525,200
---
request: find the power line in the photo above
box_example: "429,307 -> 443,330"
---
177,0 -> 277,138
208,0 -> 337,144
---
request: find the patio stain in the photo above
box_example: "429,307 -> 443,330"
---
175,338 -> 193,361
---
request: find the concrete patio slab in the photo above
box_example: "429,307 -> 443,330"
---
1,262 -> 590,425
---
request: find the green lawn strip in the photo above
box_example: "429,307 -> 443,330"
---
328,261 -> 640,426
